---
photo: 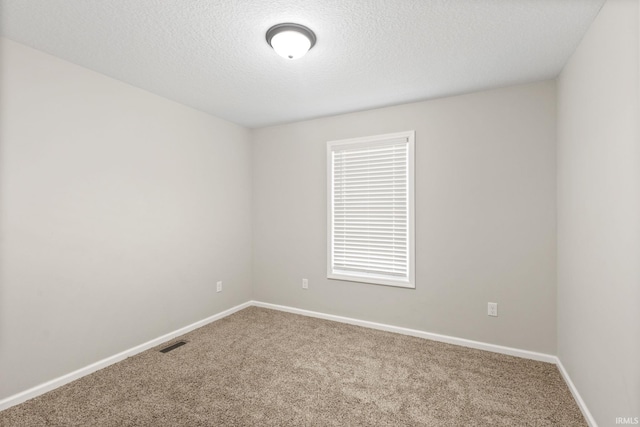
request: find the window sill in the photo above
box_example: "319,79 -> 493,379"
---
327,272 -> 415,289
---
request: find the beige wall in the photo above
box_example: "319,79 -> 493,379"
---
252,81 -> 557,354
0,39 -> 253,400
557,0 -> 640,424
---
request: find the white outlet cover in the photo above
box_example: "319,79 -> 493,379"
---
488,302 -> 498,317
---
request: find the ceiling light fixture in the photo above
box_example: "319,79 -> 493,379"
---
266,23 -> 316,60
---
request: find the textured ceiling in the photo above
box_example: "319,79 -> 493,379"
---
1,0 -> 604,128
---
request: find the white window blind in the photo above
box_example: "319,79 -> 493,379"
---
327,131 -> 415,288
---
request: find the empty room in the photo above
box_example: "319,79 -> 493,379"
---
0,0 -> 638,426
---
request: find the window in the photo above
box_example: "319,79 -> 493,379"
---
327,131 -> 415,288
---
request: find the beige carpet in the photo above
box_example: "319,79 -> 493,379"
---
0,307 -> 586,426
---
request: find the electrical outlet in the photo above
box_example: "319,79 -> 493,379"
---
216,281 -> 222,293
302,278 -> 308,289
488,302 -> 498,317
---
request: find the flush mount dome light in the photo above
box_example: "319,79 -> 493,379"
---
266,23 -> 316,60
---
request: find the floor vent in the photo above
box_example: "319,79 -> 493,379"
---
160,341 -> 186,353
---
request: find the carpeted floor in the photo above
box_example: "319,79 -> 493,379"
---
0,307 -> 586,426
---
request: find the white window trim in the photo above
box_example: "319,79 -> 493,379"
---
326,130 -> 415,289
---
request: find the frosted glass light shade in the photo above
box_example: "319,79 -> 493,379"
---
270,31 -> 311,59
266,23 -> 316,60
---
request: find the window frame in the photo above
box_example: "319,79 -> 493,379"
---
326,130 -> 415,289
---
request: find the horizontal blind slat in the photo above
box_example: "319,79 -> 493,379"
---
333,266 -> 407,276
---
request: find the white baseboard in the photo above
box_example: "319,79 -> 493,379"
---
0,301 -> 252,412
555,358 -> 598,427
251,300 -> 557,363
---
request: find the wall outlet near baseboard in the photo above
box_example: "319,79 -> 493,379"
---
488,302 -> 498,317
302,278 -> 308,289
216,281 -> 222,293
